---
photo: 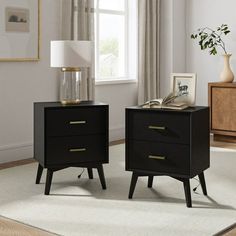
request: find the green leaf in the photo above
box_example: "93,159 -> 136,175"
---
213,47 -> 217,55
192,24 -> 229,55
190,34 -> 198,39
208,43 -> 213,48
204,41 -> 209,49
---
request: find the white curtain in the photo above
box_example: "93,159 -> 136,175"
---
61,0 -> 95,100
138,0 -> 161,105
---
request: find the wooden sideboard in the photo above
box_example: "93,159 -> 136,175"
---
208,82 -> 236,142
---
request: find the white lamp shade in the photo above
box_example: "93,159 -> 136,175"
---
50,40 -> 92,68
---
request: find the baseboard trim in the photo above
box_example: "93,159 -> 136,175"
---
110,126 -> 125,141
0,143 -> 33,164
0,158 -> 35,170
0,142 -> 33,151
110,139 -> 125,146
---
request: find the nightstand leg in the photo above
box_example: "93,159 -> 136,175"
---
87,168 -> 93,179
148,175 -> 154,188
36,164 -> 43,184
183,179 -> 192,208
128,172 -> 139,199
45,169 -> 53,195
198,172 -> 207,196
97,165 -> 106,190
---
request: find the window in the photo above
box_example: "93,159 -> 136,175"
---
94,0 -> 137,81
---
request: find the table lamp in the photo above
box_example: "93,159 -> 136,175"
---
50,40 -> 92,104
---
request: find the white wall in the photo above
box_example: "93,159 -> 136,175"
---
160,0 -> 186,97
0,0 -> 61,163
96,82 -> 138,141
186,0 -> 236,105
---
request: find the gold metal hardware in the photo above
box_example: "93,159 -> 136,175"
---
69,121 -> 86,125
61,67 -> 81,72
61,99 -> 81,105
69,148 -> 86,152
148,155 -> 166,160
148,125 -> 166,130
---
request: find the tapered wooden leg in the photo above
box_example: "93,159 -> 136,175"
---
198,172 -> 207,196
87,168 -> 93,179
148,175 -> 154,188
183,179 -> 192,208
128,172 -> 139,199
45,169 -> 53,195
35,164 -> 43,184
97,165 -> 106,190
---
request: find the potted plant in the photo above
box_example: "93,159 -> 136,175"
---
191,24 -> 234,82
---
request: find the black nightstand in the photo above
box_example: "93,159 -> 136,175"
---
34,101 -> 109,195
125,106 -> 210,207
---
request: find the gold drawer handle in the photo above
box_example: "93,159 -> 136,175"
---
69,148 -> 86,152
69,121 -> 86,125
148,155 -> 166,160
148,125 -> 166,130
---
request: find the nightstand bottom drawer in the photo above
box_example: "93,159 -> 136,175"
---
128,141 -> 190,175
46,135 -> 107,165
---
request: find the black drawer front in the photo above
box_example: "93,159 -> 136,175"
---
128,111 -> 190,144
46,135 -> 107,165
46,107 -> 107,136
128,140 -> 190,175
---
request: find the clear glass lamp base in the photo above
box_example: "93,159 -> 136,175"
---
60,70 -> 81,105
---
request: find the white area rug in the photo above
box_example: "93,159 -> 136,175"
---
0,144 -> 235,236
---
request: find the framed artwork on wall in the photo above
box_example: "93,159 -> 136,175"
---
0,0 -> 40,62
171,73 -> 197,105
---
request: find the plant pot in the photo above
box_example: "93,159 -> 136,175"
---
220,54 -> 234,83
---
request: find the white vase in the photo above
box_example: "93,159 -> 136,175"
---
220,54 -> 234,83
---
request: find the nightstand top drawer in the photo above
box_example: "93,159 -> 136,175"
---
127,140 -> 190,176
126,110 -> 190,144
46,106 -> 108,137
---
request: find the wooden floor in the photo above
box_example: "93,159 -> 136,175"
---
210,139 -> 236,149
224,229 -> 236,236
0,216 -> 56,236
0,158 -> 35,170
215,223 -> 236,236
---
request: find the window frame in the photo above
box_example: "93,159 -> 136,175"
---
94,0 -> 131,82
